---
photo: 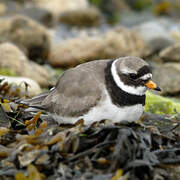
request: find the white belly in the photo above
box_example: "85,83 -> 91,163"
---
53,90 -> 144,125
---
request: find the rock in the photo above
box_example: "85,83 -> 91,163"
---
0,0 -> 21,16
164,62 -> 180,72
59,7 -> 101,27
49,36 -> 104,67
171,31 -> 180,42
48,27 -> 145,67
120,11 -> 155,27
89,0 -> 129,23
24,61 -> 55,88
17,7 -> 54,27
0,42 -> 29,75
0,15 -> 50,61
152,63 -> 180,95
0,76 -> 41,97
134,21 -> 174,56
126,0 -> 152,11
0,0 -> 54,27
0,42 -> 53,88
145,91 -> 180,115
102,27 -> 145,58
0,2 -> 6,15
159,43 -> 180,62
34,0 -> 89,19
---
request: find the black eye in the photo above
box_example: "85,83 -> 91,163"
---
129,73 -> 137,80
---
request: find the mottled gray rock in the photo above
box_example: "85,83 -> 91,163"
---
135,21 -> 174,56
59,7 -> 101,27
0,15 -> 50,61
0,42 -> 53,88
159,43 -> 180,62
152,63 -> 180,95
48,27 -> 145,67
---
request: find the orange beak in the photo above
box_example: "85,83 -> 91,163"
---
145,80 -> 161,91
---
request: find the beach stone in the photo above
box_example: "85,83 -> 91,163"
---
34,0 -> 89,19
152,63 -> 180,95
59,7 -> 101,27
18,7 -> 54,27
48,27 -> 145,67
102,27 -> 145,58
49,36 -> 104,67
159,43 -> 180,62
0,42 -> 53,88
0,76 -> 41,97
171,31 -> 180,42
135,21 -> 174,56
0,15 -> 50,61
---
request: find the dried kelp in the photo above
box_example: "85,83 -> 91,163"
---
1,81 -> 180,180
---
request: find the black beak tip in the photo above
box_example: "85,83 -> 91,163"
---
154,86 -> 161,91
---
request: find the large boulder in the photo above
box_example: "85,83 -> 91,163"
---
48,27 -> 145,67
0,42 -> 53,88
0,15 -> 50,61
152,63 -> 180,95
159,43 -> 180,62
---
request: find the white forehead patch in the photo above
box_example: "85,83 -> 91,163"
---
121,68 -> 137,75
111,60 -> 147,96
140,73 -> 152,80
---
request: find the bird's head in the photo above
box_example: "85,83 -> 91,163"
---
112,57 -> 161,96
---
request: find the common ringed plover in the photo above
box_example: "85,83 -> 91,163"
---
23,56 -> 161,125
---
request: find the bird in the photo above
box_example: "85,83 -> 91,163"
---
22,56 -> 161,125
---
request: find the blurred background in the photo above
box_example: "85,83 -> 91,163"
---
0,0 -> 180,113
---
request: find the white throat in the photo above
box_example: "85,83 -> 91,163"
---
111,60 -> 147,96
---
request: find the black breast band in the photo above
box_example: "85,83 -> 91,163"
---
105,61 -> 145,107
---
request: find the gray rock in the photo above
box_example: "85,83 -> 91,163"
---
48,27 -> 145,67
134,21 -> 174,56
152,63 -> 180,95
0,15 -> 50,61
159,43 -> 180,62
59,7 -> 102,27
0,42 -> 53,88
